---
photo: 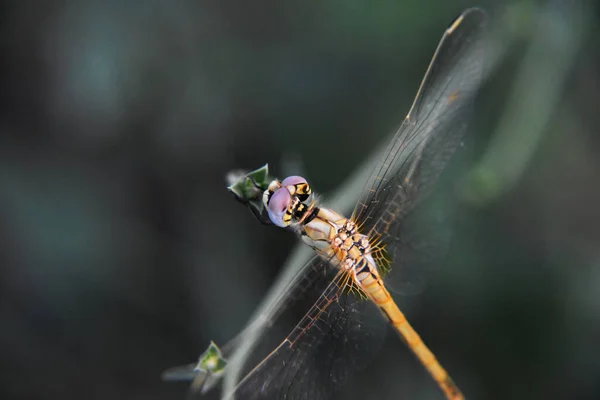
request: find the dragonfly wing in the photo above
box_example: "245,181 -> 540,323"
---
354,7 -> 486,227
162,253 -> 328,396
352,8 -> 486,290
382,184 -> 460,295
229,268 -> 387,400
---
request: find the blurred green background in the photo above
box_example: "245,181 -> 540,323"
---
1,0 -> 599,399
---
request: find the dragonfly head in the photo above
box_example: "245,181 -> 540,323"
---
263,176 -> 312,227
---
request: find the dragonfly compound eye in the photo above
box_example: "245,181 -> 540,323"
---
281,175 -> 311,202
267,188 -> 293,227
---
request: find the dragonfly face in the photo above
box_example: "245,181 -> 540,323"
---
263,176 -> 312,227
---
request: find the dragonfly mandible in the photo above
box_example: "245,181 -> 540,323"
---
164,7 -> 487,400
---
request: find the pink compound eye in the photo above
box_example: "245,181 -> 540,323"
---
281,176 -> 307,187
281,175 -> 310,201
267,188 -> 291,227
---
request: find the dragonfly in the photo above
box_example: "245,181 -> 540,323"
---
164,7 -> 487,400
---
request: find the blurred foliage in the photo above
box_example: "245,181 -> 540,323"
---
1,1 -> 600,400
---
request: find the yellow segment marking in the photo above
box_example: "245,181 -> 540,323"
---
371,283 -> 464,400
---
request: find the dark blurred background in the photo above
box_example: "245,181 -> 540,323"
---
1,0 -> 600,399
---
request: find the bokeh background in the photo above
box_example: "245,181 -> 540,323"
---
1,0 -> 600,399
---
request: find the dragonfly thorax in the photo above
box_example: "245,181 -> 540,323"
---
301,208 -> 380,282
263,175 -> 382,286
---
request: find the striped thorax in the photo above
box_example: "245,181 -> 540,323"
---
263,176 -> 381,289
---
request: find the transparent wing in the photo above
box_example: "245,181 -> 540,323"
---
162,254 -> 327,391
353,8 -> 487,292
228,265 -> 387,400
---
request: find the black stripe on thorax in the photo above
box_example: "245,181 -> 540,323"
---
299,205 -> 319,225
